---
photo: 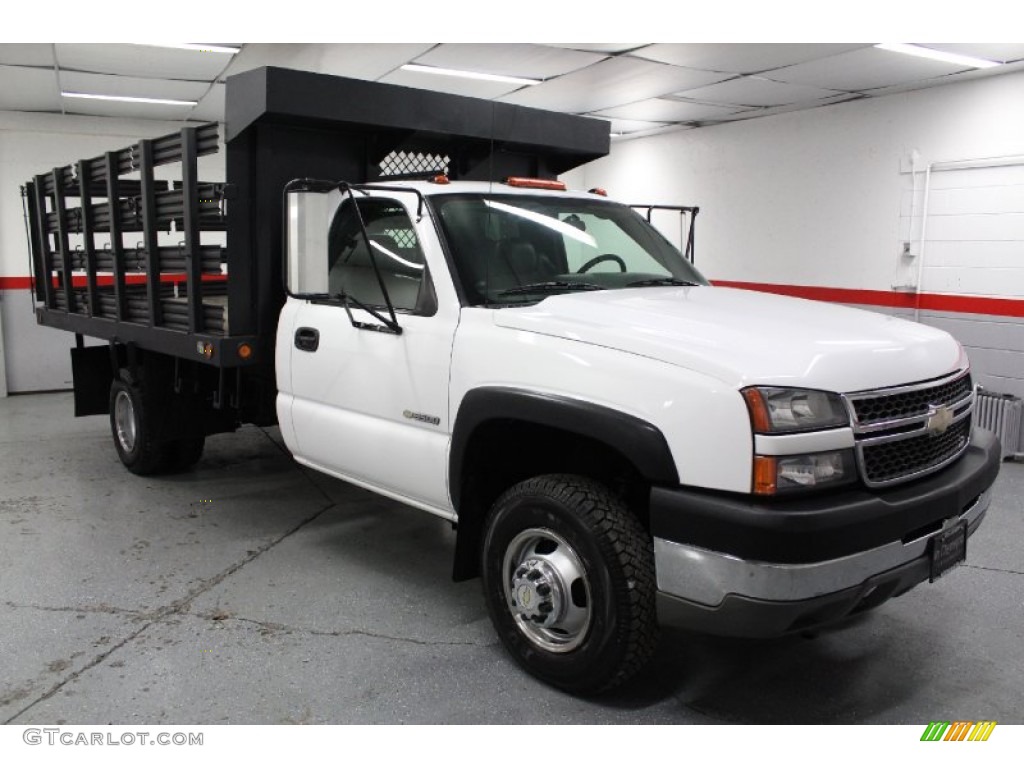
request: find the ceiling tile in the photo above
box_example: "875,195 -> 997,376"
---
606,117 -> 671,135
414,44 -> 604,81
768,46 -> 969,92
62,98 -> 197,120
547,44 -> 648,54
56,44 -> 233,81
595,98 -> 747,123
59,71 -> 210,102
305,43 -> 436,80
707,94 -> 864,126
378,67 -> 522,100
0,65 -> 60,111
613,123 -> 691,142
861,59 -> 1024,97
632,44 -> 872,74
917,43 -> 1024,64
222,44 -> 311,79
498,57 -> 730,113
0,44 -> 55,67
677,76 -> 843,108
189,83 -> 225,122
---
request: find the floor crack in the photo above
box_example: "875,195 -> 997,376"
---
2,601 -> 144,618
4,498 -> 336,724
963,564 -> 1024,577
188,612 -> 491,648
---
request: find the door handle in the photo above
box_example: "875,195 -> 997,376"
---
294,327 -> 320,352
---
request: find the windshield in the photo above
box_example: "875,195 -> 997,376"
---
432,193 -> 708,306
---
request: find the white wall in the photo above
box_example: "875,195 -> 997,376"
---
568,70 -> 1024,290
0,112 -> 223,394
566,70 -> 1024,405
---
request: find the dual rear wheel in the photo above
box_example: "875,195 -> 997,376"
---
109,378 -> 204,475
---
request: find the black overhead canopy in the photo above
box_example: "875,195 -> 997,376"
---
224,66 -> 610,181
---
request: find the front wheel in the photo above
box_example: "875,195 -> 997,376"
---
481,475 -> 658,694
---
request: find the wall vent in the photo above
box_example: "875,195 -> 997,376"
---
975,389 -> 1023,460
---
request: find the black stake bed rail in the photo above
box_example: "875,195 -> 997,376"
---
23,123 -> 258,368
22,67 -> 611,408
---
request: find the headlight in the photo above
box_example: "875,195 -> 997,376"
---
742,387 -> 849,434
753,449 -> 857,495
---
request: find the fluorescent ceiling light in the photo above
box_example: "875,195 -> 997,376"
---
62,92 -> 198,107
131,43 -> 241,55
401,63 -> 539,86
874,43 -> 1000,70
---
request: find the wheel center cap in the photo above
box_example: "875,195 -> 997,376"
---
517,585 -> 534,609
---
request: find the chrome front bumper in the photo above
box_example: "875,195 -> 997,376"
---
648,427 -> 1001,637
655,486 -> 990,609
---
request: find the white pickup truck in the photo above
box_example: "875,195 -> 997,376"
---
26,69 -> 1002,695
278,176 -> 1001,693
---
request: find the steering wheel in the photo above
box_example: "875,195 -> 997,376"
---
577,253 -> 627,273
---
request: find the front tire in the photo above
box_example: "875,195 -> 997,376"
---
481,474 -> 658,694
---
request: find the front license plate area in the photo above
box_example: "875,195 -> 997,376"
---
929,520 -> 968,582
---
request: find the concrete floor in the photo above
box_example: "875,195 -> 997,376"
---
1,391 -> 1022,725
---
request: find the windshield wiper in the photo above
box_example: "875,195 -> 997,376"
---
625,278 -> 700,288
498,281 -> 606,297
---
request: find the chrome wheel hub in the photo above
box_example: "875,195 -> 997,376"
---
503,528 -> 591,653
113,390 -> 137,453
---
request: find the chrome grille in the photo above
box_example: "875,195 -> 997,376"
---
852,374 -> 973,424
845,369 -> 974,488
861,418 -> 971,485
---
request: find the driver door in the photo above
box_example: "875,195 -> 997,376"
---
278,191 -> 458,516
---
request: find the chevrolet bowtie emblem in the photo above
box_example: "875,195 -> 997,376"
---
926,404 -> 954,436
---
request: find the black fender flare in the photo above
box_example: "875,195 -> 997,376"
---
448,387 -> 679,581
449,386 -> 679,511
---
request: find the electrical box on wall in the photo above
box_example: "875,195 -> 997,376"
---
892,240 -> 918,291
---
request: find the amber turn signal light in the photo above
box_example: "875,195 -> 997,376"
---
753,455 -> 778,495
742,388 -> 772,433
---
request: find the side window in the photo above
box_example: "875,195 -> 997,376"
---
327,198 -> 434,314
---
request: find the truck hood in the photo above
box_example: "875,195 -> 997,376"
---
493,286 -> 964,391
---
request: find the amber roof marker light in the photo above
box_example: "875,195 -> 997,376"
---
503,177 -> 567,191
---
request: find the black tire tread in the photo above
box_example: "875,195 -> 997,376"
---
166,436 -> 206,472
109,378 -> 169,476
485,473 -> 658,694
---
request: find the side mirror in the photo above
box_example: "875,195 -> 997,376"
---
285,188 -> 330,296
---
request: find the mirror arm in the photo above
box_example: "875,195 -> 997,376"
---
337,182 -> 402,333
340,293 -> 403,335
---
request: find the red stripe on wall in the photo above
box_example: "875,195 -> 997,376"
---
0,274 -> 227,291
711,280 -> 1024,319
2,274 -> 1022,319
